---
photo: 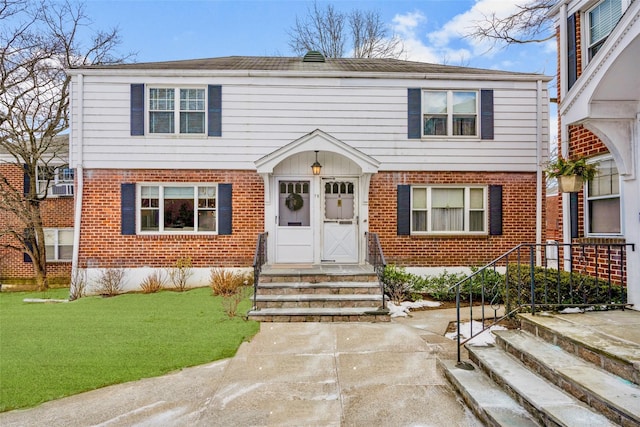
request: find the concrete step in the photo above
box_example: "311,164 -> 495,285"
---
494,329 -> 640,426
255,293 -> 384,309
438,359 -> 539,427
257,281 -> 381,296
259,273 -> 378,283
518,312 -> 640,386
467,344 -> 618,426
246,307 -> 390,323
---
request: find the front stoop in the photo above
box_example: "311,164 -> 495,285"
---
247,266 -> 389,322
439,312 -> 640,426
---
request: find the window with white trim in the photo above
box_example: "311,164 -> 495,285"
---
586,0 -> 622,60
586,157 -> 620,235
139,184 -> 217,233
149,88 -> 205,134
423,90 -> 478,137
44,228 -> 73,261
37,165 -> 74,197
411,186 -> 486,234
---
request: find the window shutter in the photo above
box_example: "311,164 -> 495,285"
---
480,89 -> 494,140
407,88 -> 421,139
397,185 -> 411,235
130,84 -> 144,136
570,192 -> 579,239
489,185 -> 503,235
121,183 -> 136,235
218,183 -> 232,235
23,164 -> 30,196
567,14 -> 578,90
23,228 -> 33,263
208,85 -> 222,137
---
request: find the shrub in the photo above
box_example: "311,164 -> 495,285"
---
140,271 -> 166,294
69,268 -> 87,301
168,257 -> 193,292
381,265 -> 412,304
210,268 -> 249,318
96,267 -> 126,297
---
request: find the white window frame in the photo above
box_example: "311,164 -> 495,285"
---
136,183 -> 218,235
585,155 -> 622,236
44,228 -> 74,262
410,185 -> 487,235
585,0 -> 623,62
147,87 -> 207,135
37,165 -> 74,197
422,90 -> 479,138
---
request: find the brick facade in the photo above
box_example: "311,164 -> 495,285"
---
369,171 -> 542,266
0,163 -> 74,282
77,169 -> 264,269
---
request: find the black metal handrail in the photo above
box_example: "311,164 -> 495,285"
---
365,232 -> 387,310
252,232 -> 268,310
451,242 -> 635,366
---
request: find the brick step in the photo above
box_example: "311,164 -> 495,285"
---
518,312 -> 640,386
466,344 -> 617,426
438,359 -> 539,427
255,293 -> 384,309
246,307 -> 390,323
493,329 -> 640,426
257,282 -> 381,296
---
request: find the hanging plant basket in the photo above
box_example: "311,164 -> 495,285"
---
558,175 -> 584,192
285,193 -> 304,211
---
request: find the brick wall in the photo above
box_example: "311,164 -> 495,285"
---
368,171 -> 542,266
0,163 -> 74,282
78,169 -> 264,269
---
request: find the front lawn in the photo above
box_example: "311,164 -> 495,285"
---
0,287 -> 259,412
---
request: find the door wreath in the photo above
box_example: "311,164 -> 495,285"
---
285,193 -> 304,211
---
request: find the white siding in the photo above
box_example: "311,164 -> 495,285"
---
70,74 -> 549,172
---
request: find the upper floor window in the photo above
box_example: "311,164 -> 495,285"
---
44,228 -> 73,261
411,186 -> 486,234
587,0 -> 622,60
586,157 -> 620,235
139,184 -> 217,234
423,91 -> 477,137
37,165 -> 74,197
149,88 -> 205,134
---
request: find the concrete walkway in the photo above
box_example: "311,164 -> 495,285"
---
1,309 -> 482,426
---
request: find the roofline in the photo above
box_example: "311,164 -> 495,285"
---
65,68 -> 552,82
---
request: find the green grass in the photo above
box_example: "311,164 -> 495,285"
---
0,287 -> 259,412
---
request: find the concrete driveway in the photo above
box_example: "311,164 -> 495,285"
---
0,309 -> 481,426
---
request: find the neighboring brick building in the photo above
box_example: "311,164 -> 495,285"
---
550,0 -> 639,304
67,54 -> 551,293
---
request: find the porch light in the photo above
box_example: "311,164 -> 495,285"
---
311,151 -> 322,175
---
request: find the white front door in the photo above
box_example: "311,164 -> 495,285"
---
322,179 -> 358,263
275,180 -> 313,263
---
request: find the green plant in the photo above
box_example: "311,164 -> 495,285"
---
381,265 -> 412,304
140,270 -> 166,294
210,268 -> 249,317
167,257 -> 193,292
545,156 -> 598,181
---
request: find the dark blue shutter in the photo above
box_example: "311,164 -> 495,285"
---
567,14 -> 577,90
218,183 -> 232,235
570,192 -> 579,238
121,183 -> 136,235
407,88 -> 421,139
397,185 -> 411,235
480,90 -> 494,140
130,84 -> 144,136
208,85 -> 222,137
23,164 -> 30,196
23,228 -> 33,263
489,185 -> 503,235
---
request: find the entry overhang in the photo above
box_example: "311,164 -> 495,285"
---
254,129 -> 380,175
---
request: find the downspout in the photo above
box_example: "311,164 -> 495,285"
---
536,79 -> 543,265
559,2 -> 572,270
71,73 -> 84,284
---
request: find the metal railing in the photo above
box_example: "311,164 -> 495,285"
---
451,242 -> 635,366
252,232 -> 268,310
365,232 -> 387,310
